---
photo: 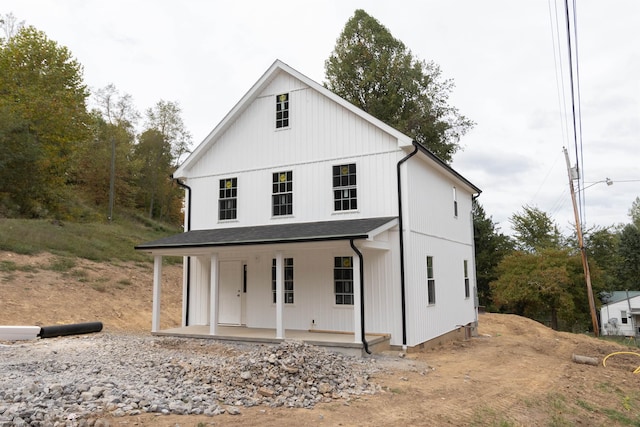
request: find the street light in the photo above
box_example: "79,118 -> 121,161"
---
579,178 -> 613,192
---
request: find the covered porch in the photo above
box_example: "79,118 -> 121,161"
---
136,217 -> 398,355
153,325 -> 390,356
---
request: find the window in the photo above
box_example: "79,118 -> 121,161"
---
621,310 -> 628,324
272,171 -> 293,216
427,256 -> 435,305
453,187 -> 458,218
463,260 -> 470,299
218,178 -> 237,220
272,258 -> 294,304
276,93 -> 289,128
334,256 -> 354,305
333,163 -> 357,211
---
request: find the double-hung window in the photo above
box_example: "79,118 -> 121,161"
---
463,260 -> 470,299
334,256 -> 354,305
272,171 -> 293,216
272,258 -> 294,304
427,256 -> 436,305
276,93 -> 289,128
453,186 -> 458,218
333,164 -> 357,211
218,178 -> 237,220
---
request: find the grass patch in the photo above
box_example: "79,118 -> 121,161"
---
91,283 -> 107,293
469,406 -> 515,426
48,257 -> 76,272
0,216 -> 181,263
0,260 -> 38,273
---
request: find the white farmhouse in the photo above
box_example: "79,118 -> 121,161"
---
136,60 -> 481,354
600,291 -> 640,337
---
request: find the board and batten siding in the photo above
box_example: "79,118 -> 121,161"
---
182,71 -> 403,230
401,157 -> 477,346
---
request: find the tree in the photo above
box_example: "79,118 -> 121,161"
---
491,248 -> 579,330
144,100 -> 192,167
472,201 -> 513,308
616,224 -> 640,289
0,25 -> 90,217
629,196 -> 640,229
510,205 -> 563,253
324,9 -> 473,163
580,225 -> 622,293
0,12 -> 24,40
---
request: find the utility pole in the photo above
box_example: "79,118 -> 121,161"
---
563,147 -> 599,337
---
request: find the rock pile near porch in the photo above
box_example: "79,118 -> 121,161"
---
0,333 -> 382,425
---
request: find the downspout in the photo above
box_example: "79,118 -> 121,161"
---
174,176 -> 192,326
350,238 -> 370,355
397,143 -> 419,349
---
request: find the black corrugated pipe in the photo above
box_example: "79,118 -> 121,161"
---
173,176 -> 192,326
39,322 -> 103,339
350,238 -> 370,355
397,143 -> 419,348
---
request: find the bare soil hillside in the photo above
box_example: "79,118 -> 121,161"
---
1,250 -> 640,426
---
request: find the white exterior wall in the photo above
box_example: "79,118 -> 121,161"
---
402,157 -> 477,346
183,72 -> 401,230
185,241 -> 400,336
600,296 -> 640,336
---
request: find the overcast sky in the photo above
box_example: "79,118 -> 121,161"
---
4,0 -> 639,235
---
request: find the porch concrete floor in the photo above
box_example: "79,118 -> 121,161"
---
152,325 -> 389,355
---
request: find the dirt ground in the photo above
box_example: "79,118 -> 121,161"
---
2,250 -> 640,426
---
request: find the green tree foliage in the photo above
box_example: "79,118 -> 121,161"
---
628,196 -> 640,229
472,201 -> 513,308
491,248 -> 581,330
0,25 -> 90,216
580,226 -> 622,292
616,224 -> 640,289
144,100 -> 192,167
77,85 -> 140,216
324,9 -> 473,163
510,205 -> 563,253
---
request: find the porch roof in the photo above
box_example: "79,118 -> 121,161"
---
135,216 -> 397,252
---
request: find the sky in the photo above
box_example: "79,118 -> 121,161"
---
3,0 -> 639,236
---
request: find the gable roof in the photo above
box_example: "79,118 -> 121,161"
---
601,291 -> 640,305
174,59 -> 414,178
136,217 -> 398,254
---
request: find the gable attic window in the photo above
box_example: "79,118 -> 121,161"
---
333,164 -> 357,211
272,171 -> 293,216
276,93 -> 289,128
218,178 -> 237,220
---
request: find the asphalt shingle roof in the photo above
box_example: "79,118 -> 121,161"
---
135,217 -> 397,251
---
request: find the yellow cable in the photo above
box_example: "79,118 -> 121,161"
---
602,351 -> 640,374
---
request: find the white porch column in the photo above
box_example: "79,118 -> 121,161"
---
209,253 -> 219,335
151,255 -> 162,333
275,251 -> 285,339
352,254 -> 362,343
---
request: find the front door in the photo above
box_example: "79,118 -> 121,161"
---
218,261 -> 242,325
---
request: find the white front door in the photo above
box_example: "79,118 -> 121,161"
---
218,261 -> 242,325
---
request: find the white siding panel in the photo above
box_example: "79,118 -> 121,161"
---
188,256 -> 210,325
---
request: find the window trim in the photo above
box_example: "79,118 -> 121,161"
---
272,258 -> 294,304
621,310 -> 628,324
218,177 -> 237,221
332,163 -> 358,212
272,171 -> 293,217
276,93 -> 289,129
427,256 -> 436,305
463,260 -> 470,299
334,256 -> 354,306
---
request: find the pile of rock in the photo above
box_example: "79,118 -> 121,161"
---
0,333 -> 381,425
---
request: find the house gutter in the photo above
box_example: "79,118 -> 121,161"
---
397,143 -> 419,349
173,176 -> 192,326
350,238 -> 371,355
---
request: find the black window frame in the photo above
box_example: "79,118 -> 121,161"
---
272,171 -> 293,216
332,163 -> 357,211
272,258 -> 294,304
218,177 -> 237,220
276,93 -> 289,129
427,256 -> 436,305
334,256 -> 354,305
